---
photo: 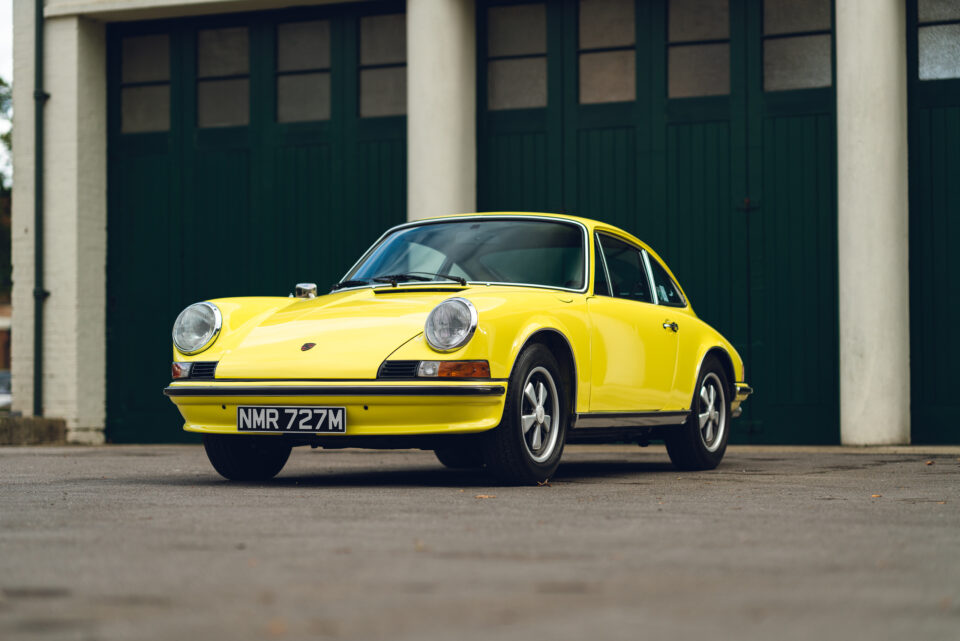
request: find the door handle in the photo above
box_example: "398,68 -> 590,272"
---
662,321 -> 678,332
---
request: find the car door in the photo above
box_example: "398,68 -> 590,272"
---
587,233 -> 679,411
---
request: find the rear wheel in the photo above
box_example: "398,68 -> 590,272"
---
202,435 -> 292,481
664,356 -> 730,470
483,344 -> 568,484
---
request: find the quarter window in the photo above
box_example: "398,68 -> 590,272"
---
597,234 -> 652,303
593,235 -> 611,295
646,253 -> 686,307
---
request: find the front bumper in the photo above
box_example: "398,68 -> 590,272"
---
164,381 -> 508,436
731,383 -> 753,418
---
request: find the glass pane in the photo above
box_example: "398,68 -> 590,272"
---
121,85 -> 170,133
360,14 -> 406,65
488,57 -> 547,110
277,21 -> 330,72
579,50 -> 635,104
763,0 -> 831,36
348,219 -> 585,290
121,34 -> 169,83
594,237 -> 611,296
198,78 -> 250,127
360,67 -> 406,117
919,24 -> 960,80
488,4 -> 547,57
668,0 -> 729,43
598,235 -> 651,303
764,34 -> 831,90
668,43 -> 729,98
278,72 -> 331,122
648,256 -> 685,307
197,27 -> 249,78
919,0 -> 960,23
579,0 -> 635,49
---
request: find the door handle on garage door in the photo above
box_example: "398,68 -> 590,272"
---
662,321 -> 678,332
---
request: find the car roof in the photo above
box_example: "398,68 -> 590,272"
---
406,211 -> 661,262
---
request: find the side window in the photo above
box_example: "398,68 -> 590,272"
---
598,235 -> 652,303
593,236 -> 611,296
646,253 -> 686,307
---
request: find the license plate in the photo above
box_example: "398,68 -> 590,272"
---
237,406 -> 346,434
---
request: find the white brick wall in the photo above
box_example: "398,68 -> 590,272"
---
12,13 -> 107,444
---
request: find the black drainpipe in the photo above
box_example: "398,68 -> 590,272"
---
33,0 -> 49,416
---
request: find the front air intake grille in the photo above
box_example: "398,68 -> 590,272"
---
377,360 -> 420,379
190,362 -> 218,380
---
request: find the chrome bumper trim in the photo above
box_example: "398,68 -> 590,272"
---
164,385 -> 505,398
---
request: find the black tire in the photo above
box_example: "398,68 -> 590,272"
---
434,440 -> 485,469
202,435 -> 292,481
483,343 -> 569,484
664,356 -> 730,471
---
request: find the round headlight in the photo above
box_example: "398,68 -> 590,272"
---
172,302 -> 222,354
424,298 -> 478,352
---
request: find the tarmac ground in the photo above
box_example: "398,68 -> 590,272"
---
1,444 -> 958,641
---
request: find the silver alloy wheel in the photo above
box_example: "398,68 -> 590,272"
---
698,372 -> 727,453
520,366 -> 561,463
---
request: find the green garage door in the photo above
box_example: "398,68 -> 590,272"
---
908,1 -> 960,443
107,4 -> 407,442
479,0 -> 838,443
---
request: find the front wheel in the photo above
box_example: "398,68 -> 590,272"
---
483,344 -> 569,484
202,435 -> 292,481
664,356 -> 730,471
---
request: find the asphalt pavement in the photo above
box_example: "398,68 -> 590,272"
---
1,444 -> 958,641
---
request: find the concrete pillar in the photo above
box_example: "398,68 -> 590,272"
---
407,0 -> 476,220
11,13 -> 107,443
836,1 -> 910,444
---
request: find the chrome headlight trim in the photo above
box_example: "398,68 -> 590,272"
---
172,302 -> 222,355
424,297 -> 478,353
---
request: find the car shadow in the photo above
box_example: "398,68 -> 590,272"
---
131,456 -> 680,489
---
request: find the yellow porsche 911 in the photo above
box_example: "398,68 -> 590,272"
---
165,213 -> 752,484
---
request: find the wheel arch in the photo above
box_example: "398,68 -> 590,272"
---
513,329 -> 579,415
697,347 -> 736,402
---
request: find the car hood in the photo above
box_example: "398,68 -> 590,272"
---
214,288 -> 467,379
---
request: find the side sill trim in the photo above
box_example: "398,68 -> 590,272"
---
574,411 -> 690,429
164,385 -> 506,398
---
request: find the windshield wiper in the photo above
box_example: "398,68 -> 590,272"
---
372,272 -> 467,287
331,279 -> 369,290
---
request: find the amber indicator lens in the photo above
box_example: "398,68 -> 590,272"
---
437,361 -> 491,378
171,362 -> 192,379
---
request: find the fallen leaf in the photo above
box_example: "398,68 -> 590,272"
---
475,494 -> 496,499
937,501 -> 946,505
926,460 -> 935,466
537,480 -> 551,487
266,618 -> 288,637
871,494 -> 882,498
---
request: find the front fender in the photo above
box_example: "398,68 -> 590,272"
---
385,293 -> 592,408
173,297 -> 297,362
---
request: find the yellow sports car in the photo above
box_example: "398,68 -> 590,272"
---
165,213 -> 752,483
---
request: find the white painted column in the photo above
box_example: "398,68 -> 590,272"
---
406,0 -> 477,220
836,1 -> 910,444
11,14 -> 107,443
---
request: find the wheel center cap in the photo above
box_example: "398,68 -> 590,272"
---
535,406 -> 545,423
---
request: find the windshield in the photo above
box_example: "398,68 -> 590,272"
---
345,218 -> 586,290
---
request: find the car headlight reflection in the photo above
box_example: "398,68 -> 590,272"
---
424,298 -> 478,352
172,302 -> 222,354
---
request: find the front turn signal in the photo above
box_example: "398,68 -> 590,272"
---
417,360 -> 491,378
